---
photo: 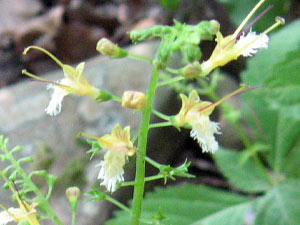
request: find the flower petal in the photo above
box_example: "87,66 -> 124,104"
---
190,116 -> 221,153
97,151 -> 126,192
237,31 -> 269,57
0,209 -> 14,225
45,79 -> 70,116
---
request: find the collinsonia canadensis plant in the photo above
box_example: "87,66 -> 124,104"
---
1,0 -> 297,224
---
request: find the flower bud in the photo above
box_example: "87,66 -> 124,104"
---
181,61 -> 202,79
209,20 -> 220,35
66,186 -> 80,208
122,91 -> 146,110
96,38 -> 128,58
181,44 -> 202,63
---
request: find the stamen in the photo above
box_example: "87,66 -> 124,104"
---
233,0 -> 266,38
222,4 -> 271,50
199,84 -> 249,113
78,132 -> 100,141
23,46 -> 64,68
263,16 -> 285,34
22,70 -> 71,90
238,5 -> 274,38
232,85 -> 262,97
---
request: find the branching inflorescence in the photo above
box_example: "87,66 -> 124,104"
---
0,0 -> 285,224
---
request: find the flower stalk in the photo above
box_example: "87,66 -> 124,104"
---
130,65 -> 160,225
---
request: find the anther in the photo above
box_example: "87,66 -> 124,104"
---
263,16 -> 285,34
275,16 -> 285,25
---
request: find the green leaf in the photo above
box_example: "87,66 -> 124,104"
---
218,0 -> 291,32
158,0 -> 180,10
255,180 -> 300,225
265,46 -> 300,118
191,201 -> 253,225
282,140 -> 300,178
213,148 -> 272,193
240,20 -> 300,175
105,183 -> 248,225
192,180 -> 300,225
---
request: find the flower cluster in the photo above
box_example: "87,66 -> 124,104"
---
18,0 -> 284,194
180,0 -> 285,78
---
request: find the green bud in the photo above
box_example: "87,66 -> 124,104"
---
66,186 -> 80,211
96,38 -> 128,58
152,209 -> 167,222
181,61 -> 202,79
196,20 -> 219,41
129,29 -> 153,43
153,37 -> 173,69
209,20 -> 220,34
181,44 -> 202,63
129,26 -> 172,42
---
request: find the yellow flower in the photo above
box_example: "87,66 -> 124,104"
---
173,90 -> 220,153
0,172 -> 40,225
173,90 -> 214,127
199,0 -> 285,76
122,91 -> 147,110
80,124 -> 136,192
22,46 -> 99,116
172,85 -> 249,153
0,203 -> 39,225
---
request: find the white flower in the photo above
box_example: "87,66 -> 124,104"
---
45,78 -> 69,116
190,116 -> 221,153
22,46 -> 100,116
173,85 -> 248,153
80,124 -> 136,192
237,31 -> 269,57
172,90 -> 221,153
0,209 -> 14,225
97,150 -> 126,192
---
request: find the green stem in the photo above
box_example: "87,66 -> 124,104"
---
106,195 -> 131,214
121,174 -> 165,187
152,109 -> 170,121
130,65 -> 160,225
128,53 -> 153,64
111,94 -> 122,102
144,174 -> 165,182
198,79 -> 218,100
145,156 -> 163,169
157,76 -> 184,87
71,211 -> 76,225
3,150 -> 64,225
149,122 -> 172,129
165,67 -> 180,75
